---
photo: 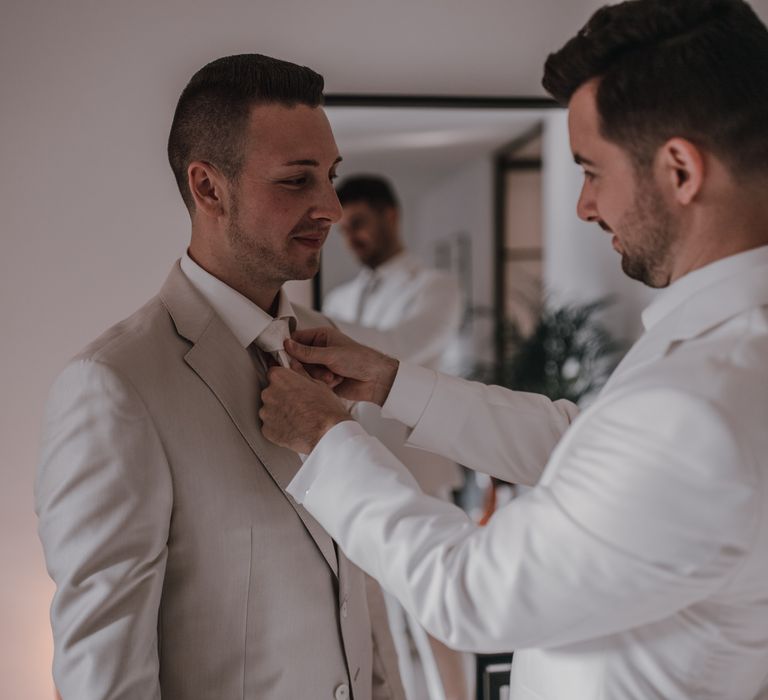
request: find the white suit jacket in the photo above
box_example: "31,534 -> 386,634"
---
36,262 -> 404,700
324,252 -> 464,497
289,246 -> 768,699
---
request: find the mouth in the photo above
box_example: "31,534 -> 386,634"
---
291,232 -> 328,250
611,235 -> 622,253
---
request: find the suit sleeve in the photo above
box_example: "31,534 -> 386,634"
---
334,272 -> 462,367
382,361 -> 578,485
288,387 -> 758,653
36,359 -> 173,699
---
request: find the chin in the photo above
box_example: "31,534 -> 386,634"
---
290,259 -> 321,281
621,256 -> 670,289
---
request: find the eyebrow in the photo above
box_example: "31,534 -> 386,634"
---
573,153 -> 596,167
282,156 -> 343,167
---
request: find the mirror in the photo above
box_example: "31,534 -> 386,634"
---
319,96 -> 564,376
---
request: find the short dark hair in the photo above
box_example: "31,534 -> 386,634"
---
168,54 -> 324,212
542,0 -> 768,175
336,175 -> 400,211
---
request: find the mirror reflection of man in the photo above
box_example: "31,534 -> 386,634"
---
35,54 -> 403,700
324,175 -> 463,375
261,1 -> 768,697
323,176 -> 468,700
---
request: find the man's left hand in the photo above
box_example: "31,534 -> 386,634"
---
260,362 -> 352,454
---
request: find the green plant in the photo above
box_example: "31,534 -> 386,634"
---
474,297 -> 624,404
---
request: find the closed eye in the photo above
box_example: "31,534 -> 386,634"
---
279,176 -> 308,187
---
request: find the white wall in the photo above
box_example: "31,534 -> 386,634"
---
411,155 -> 495,372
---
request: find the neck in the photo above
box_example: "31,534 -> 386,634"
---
670,187 -> 768,283
187,243 -> 280,313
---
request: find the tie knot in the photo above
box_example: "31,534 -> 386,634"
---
253,318 -> 293,369
254,318 -> 291,354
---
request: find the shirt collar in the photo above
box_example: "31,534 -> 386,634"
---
641,245 -> 768,332
180,251 -> 296,348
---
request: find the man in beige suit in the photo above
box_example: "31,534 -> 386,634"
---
35,53 -> 403,700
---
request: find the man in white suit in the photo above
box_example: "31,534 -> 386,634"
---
35,54 -> 403,700
259,1 -> 768,698
324,175 -> 463,376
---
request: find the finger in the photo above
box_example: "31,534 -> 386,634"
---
269,365 -> 300,380
291,327 -> 331,347
288,357 -> 311,378
285,338 -> 333,366
332,378 -> 357,400
323,371 -> 344,388
313,366 -> 344,387
304,364 -> 333,383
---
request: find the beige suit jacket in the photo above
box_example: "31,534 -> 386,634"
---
36,262 -> 403,700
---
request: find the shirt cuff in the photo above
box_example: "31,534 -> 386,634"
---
287,420 -> 367,504
381,361 -> 438,428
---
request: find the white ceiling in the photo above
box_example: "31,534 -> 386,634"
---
2,0 -> 604,101
6,0 -> 765,209
327,106 -> 550,188
7,0 -> 768,106
327,107 -> 547,155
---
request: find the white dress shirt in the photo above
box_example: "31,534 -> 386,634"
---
289,245 -> 768,699
323,252 -> 463,372
180,252 -> 296,348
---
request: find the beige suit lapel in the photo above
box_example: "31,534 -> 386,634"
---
159,262 -> 338,576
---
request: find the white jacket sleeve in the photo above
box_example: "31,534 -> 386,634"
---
382,361 -> 578,485
36,360 -> 172,699
288,387 -> 757,653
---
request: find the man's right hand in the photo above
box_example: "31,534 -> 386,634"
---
286,327 -> 399,406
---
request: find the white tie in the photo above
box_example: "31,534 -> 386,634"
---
255,317 -> 309,461
254,318 -> 292,368
355,271 -> 381,323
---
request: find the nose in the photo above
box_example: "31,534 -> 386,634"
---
311,180 -> 343,223
576,179 -> 598,222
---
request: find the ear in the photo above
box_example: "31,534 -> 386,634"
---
383,206 -> 399,230
657,138 -> 704,206
187,161 -> 230,218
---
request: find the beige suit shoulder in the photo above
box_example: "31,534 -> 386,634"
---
73,295 -> 187,368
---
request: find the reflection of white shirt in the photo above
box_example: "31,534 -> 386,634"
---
323,252 -> 462,372
323,252 -> 464,497
293,246 -> 768,699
